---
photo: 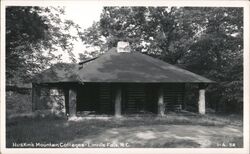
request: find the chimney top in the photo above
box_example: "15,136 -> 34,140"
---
117,41 -> 131,53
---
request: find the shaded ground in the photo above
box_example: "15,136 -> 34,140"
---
6,113 -> 243,148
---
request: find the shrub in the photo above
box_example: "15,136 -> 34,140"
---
6,91 -> 32,116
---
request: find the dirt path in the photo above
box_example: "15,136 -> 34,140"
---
70,124 -> 243,148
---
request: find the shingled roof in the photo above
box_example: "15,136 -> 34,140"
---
34,48 -> 213,83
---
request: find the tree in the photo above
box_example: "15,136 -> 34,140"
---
79,7 -> 243,113
80,7 -> 194,64
179,7 -> 243,113
6,6 -> 78,84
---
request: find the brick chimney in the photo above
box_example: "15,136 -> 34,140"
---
117,41 -> 131,53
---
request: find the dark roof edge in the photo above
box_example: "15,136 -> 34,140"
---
79,57 -> 99,65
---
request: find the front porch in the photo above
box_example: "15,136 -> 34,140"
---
32,82 -> 207,117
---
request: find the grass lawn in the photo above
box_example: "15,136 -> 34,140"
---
6,112 -> 243,148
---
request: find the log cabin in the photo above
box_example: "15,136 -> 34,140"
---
32,41 -> 214,117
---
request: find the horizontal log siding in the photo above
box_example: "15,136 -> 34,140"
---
163,83 -> 185,111
99,84 -> 113,114
125,85 -> 146,113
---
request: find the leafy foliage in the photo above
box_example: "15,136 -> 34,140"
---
6,6 -> 78,84
79,7 -> 243,113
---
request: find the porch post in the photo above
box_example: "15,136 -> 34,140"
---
32,83 -> 41,111
68,89 -> 77,117
198,84 -> 206,115
158,85 -> 165,116
114,86 -> 122,117
64,88 -> 69,116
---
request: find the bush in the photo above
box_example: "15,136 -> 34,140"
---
6,91 -> 32,116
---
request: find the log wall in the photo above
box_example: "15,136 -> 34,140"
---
163,83 -> 185,112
